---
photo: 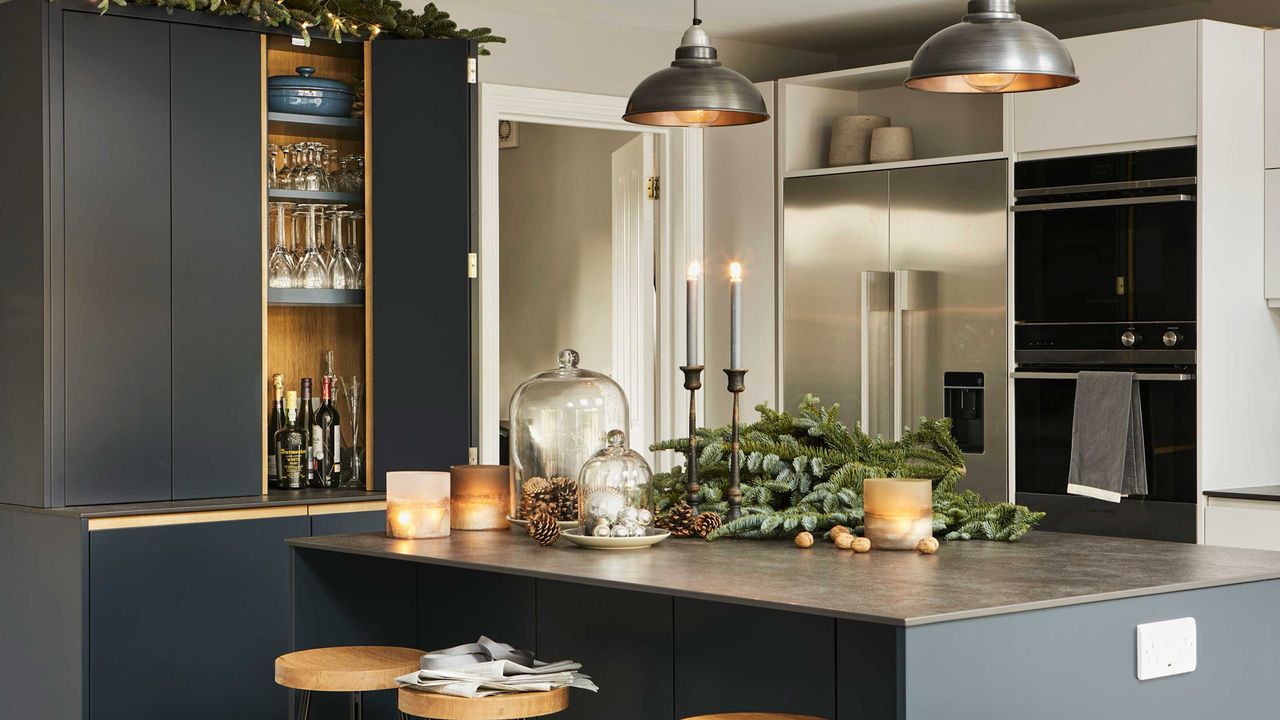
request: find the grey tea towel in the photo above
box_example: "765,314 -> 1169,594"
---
1066,371 -> 1147,503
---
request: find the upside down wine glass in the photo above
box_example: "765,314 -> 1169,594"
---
294,204 -> 328,289
268,202 -> 296,288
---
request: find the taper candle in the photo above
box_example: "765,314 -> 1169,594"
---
729,261 -> 743,369
687,261 -> 700,366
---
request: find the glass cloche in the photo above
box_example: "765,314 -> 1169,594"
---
577,429 -> 654,537
508,349 -> 629,522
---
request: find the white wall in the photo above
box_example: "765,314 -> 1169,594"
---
498,122 -> 639,418
439,4 -> 837,97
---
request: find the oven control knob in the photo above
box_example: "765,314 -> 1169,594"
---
1163,331 -> 1181,347
1121,331 -> 1138,348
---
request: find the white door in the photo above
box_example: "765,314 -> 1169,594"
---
611,134 -> 656,455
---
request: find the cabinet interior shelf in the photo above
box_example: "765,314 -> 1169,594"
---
268,188 -> 363,205
268,111 -> 363,140
268,288 -> 364,307
784,151 -> 1009,179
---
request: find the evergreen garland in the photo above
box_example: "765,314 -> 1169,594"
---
650,395 -> 1045,542
89,0 -> 504,52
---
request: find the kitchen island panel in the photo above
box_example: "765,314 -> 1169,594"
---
418,563 -> 537,651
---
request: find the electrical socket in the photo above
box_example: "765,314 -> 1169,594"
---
1136,617 -> 1197,681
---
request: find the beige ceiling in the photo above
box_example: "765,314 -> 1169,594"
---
444,0 -> 1276,58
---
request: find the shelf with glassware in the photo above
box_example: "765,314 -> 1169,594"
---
264,34 -> 370,494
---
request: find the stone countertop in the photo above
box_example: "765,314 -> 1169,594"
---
1,488 -> 385,519
287,528 -> 1280,627
1203,485 -> 1280,502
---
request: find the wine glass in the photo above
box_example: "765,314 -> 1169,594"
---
294,204 -> 329,289
346,211 -> 365,289
327,209 -> 350,290
267,201 -> 296,288
339,375 -> 363,488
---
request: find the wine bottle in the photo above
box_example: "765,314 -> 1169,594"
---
300,377 -> 317,487
275,390 -> 307,490
315,376 -> 342,488
267,373 -> 285,488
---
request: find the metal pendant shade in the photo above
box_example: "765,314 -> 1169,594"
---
625,12 -> 769,127
906,0 -> 1078,93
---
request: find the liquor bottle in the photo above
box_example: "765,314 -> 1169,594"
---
300,378 -> 317,487
315,376 -> 342,488
275,390 -> 307,490
267,373 -> 285,488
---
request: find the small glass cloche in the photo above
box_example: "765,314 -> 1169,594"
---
508,349 -> 630,522
577,429 -> 654,538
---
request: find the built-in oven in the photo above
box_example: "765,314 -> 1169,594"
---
1012,147 -> 1198,543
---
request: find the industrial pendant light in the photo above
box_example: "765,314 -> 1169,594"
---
624,0 -> 769,127
906,0 -> 1078,93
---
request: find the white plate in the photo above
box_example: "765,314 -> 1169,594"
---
506,516 -> 577,533
560,528 -> 670,550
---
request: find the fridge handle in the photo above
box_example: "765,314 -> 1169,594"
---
893,270 -> 905,439
860,270 -> 894,435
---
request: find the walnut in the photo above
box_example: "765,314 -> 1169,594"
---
835,533 -> 856,550
794,531 -> 814,549
917,536 -> 940,554
851,536 -> 872,553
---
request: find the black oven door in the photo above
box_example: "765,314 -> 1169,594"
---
1015,198 -> 1197,324
1014,367 -> 1197,542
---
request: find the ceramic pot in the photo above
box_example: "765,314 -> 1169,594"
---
827,115 -> 890,167
268,66 -> 355,117
869,127 -> 915,163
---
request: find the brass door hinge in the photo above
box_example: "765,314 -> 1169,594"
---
468,447 -> 478,464
468,57 -> 478,84
467,252 -> 478,278
647,176 -> 660,200
1116,276 -> 1125,295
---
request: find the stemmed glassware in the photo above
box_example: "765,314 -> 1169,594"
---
267,142 -> 363,192
268,201 -> 296,288
294,204 -> 329,289
339,375 -> 363,488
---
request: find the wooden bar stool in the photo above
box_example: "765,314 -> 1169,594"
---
398,686 -> 569,719
276,646 -> 424,720
683,715 -> 828,720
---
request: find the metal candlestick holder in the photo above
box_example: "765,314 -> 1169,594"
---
724,368 -> 748,521
679,365 -> 705,509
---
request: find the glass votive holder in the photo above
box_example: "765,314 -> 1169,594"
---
386,471 -> 451,539
863,477 -> 933,550
450,465 -> 510,530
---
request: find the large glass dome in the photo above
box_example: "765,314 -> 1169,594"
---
508,349 -> 629,521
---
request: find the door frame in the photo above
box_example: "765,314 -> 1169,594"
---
477,83 -> 704,466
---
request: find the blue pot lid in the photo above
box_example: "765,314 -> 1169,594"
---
268,66 -> 354,95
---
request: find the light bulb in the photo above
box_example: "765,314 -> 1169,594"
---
963,72 -> 1019,93
674,108 -> 722,127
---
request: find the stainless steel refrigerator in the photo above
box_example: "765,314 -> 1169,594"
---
782,159 -> 1008,500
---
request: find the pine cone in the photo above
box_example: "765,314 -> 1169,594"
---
657,502 -> 697,538
527,512 -> 561,546
692,511 -> 722,539
519,476 -> 579,521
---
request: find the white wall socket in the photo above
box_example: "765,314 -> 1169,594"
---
1136,617 -> 1197,681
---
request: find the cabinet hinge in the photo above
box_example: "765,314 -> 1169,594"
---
1116,276 -> 1125,295
647,176 -> 660,200
467,57 -> 478,84
468,447 -> 479,464
467,252 -> 478,279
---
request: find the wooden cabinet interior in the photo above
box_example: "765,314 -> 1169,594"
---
264,35 -> 371,492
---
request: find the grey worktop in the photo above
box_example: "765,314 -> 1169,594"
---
287,529 -> 1280,627
1203,485 -> 1280,502
0,488 -> 384,519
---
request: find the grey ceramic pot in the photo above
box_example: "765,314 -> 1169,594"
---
828,114 -> 890,167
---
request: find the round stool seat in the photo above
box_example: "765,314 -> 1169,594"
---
276,646 -> 424,693
683,715 -> 828,720
398,686 -> 569,720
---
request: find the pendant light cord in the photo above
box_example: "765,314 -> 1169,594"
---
692,0 -> 701,25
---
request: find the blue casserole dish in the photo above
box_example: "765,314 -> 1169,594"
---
267,66 -> 355,117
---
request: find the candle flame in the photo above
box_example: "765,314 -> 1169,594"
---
687,260 -> 701,279
729,262 -> 742,281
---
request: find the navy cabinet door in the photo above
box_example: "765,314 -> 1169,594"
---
63,12 -> 172,505
370,39 -> 474,488
89,515 -> 309,720
170,24 -> 263,500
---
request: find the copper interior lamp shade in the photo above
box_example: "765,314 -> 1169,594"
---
906,0 -> 1079,94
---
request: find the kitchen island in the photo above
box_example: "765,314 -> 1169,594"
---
289,530 -> 1280,720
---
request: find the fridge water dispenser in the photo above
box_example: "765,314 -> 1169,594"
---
943,372 -> 984,453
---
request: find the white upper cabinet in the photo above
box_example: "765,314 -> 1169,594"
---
1014,22 -> 1199,154
1267,30 -> 1279,169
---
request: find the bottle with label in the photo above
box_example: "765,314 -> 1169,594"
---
315,376 -> 342,488
300,377 -> 317,487
267,373 -> 285,488
275,390 -> 307,490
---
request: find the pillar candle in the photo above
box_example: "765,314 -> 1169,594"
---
386,471 -> 451,539
450,464 -> 510,530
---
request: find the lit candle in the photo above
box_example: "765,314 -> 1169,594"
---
449,464 -> 510,530
385,471 -> 451,539
687,261 -> 700,366
729,261 -> 743,369
863,478 -> 933,550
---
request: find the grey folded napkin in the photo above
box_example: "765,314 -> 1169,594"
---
397,635 -> 598,698
1066,371 -> 1147,503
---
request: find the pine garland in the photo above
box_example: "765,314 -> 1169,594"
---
87,0 -> 505,52
650,395 -> 1045,542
